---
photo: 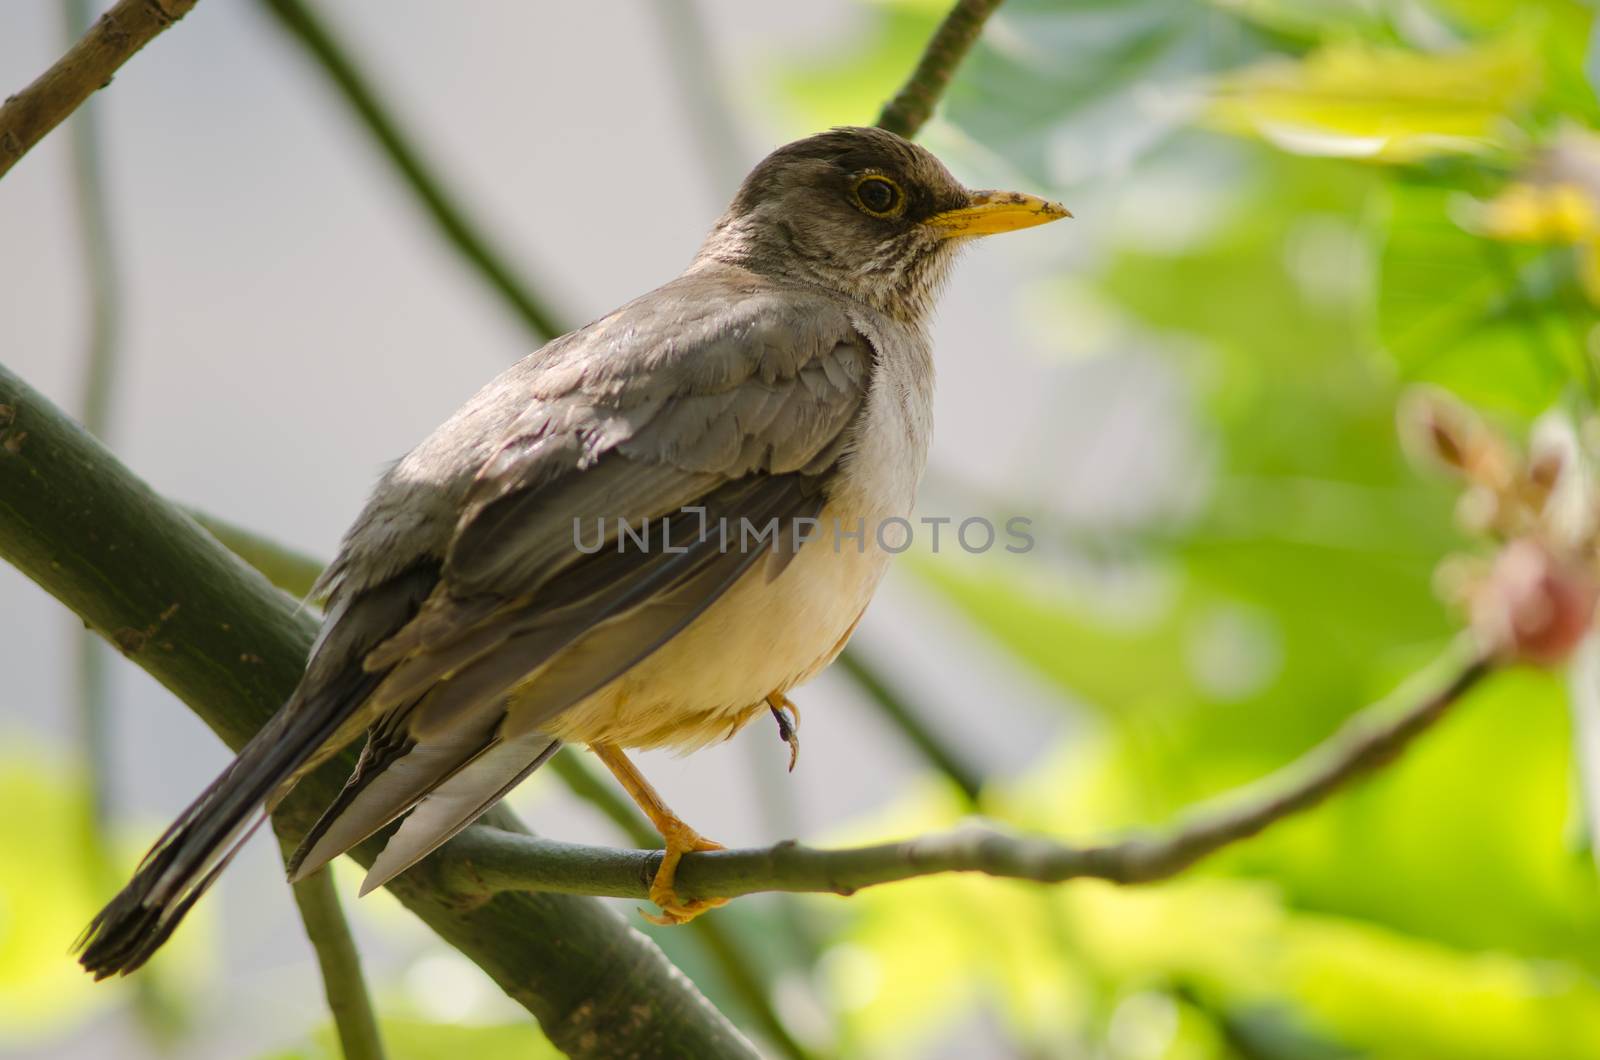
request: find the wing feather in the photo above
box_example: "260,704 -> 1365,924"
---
292,269 -> 876,883
357,732 -> 562,895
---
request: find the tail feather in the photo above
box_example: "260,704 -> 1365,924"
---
75,671 -> 375,979
77,560 -> 440,978
75,811 -> 266,979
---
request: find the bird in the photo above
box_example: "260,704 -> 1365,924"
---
76,125 -> 1069,978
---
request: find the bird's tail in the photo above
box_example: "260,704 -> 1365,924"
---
74,694 -> 344,979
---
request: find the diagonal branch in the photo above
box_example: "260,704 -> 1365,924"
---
834,646 -> 985,803
431,648 -> 1491,902
256,0 -> 566,341
0,0 -> 202,182
0,363 -> 756,1059
876,0 -> 1007,139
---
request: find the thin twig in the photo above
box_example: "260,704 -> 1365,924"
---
876,0 -> 1007,139
434,648 -> 1492,901
256,0 -> 566,341
289,866 -> 388,1060
62,0 -> 124,842
182,504 -> 1487,1048
0,0 -> 202,182
835,646 -> 985,803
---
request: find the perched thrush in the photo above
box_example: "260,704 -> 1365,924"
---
78,126 -> 1068,976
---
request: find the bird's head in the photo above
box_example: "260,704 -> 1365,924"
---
697,126 -> 1070,323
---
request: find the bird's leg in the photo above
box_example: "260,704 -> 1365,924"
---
767,692 -> 801,771
589,741 -> 728,925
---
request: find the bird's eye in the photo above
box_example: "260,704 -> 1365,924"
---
853,175 -> 904,217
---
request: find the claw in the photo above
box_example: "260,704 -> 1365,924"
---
642,827 -> 728,926
767,692 -> 801,771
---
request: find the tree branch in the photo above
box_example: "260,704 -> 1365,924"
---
431,648 -> 1491,902
181,489 -> 1492,1055
0,0 -> 202,182
289,865 -> 387,1060
0,363 -> 755,1059
255,0 -> 566,341
188,513 -> 814,1060
186,507 -> 323,599
875,0 -> 1006,139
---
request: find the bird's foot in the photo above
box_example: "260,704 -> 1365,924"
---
643,821 -> 728,926
767,692 -> 801,771
588,741 -> 731,925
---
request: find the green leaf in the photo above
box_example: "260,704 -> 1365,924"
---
1379,178 -> 1590,416
1207,37 -> 1541,163
946,0 -> 1266,186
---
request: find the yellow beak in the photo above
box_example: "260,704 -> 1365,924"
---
925,190 -> 1072,238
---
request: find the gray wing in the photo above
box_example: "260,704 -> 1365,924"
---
286,272 -> 875,885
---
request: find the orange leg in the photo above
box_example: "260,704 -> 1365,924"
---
590,742 -> 729,925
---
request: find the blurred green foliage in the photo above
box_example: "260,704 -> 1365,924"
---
780,0 -> 1600,1056
0,747 -> 203,1051
267,1018 -> 563,1060
12,1 -> 1600,1057
0,751 -> 105,1043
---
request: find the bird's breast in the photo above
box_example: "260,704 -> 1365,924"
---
541,316 -> 935,753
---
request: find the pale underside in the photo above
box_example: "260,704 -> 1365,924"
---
535,497 -> 893,752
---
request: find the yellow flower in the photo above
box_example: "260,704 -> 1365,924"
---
1478,182 -> 1600,243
